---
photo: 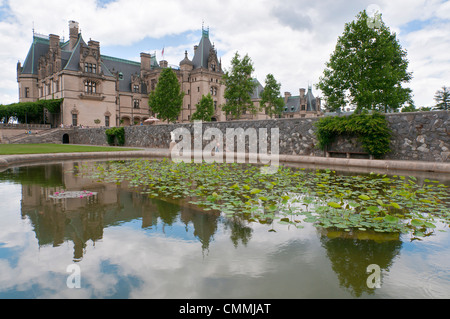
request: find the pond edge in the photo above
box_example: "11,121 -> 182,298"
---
0,149 -> 449,174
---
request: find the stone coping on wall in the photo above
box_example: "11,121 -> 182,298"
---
0,149 -> 449,174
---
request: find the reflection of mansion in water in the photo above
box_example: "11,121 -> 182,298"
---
19,162 -> 231,261
17,20 -> 322,128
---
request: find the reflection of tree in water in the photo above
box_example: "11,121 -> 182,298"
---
0,164 -> 64,187
14,162 -> 257,261
222,217 -> 253,248
319,229 -> 402,297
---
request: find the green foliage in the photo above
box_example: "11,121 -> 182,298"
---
315,113 -> 392,158
401,104 -> 417,112
0,99 -> 63,124
191,94 -> 215,122
222,52 -> 257,119
434,86 -> 449,110
259,73 -> 285,118
148,68 -> 184,123
105,127 -> 125,146
317,10 -> 413,113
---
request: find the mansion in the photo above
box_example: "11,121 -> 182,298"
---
17,21 -> 321,128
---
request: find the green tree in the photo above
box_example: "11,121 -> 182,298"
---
317,10 -> 413,113
401,104 -> 417,113
148,68 -> 184,123
259,74 -> 285,118
191,94 -> 215,122
434,86 -> 449,110
222,52 -> 257,119
0,99 -> 62,124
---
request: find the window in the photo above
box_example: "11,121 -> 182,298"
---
84,80 -> 97,94
72,114 -> 78,127
210,87 -> 217,96
211,64 -> 216,72
197,87 -> 200,92
85,63 -> 97,73
214,101 -> 217,110
105,116 -> 110,127
25,87 -> 30,98
133,99 -> 140,109
133,85 -> 140,93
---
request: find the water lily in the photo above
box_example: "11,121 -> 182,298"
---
78,159 -> 450,239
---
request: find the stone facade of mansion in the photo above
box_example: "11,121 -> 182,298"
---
17,21 -> 321,128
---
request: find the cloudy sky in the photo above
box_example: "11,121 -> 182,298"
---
0,0 -> 449,108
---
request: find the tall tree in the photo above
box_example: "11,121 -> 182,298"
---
191,94 -> 215,122
317,10 -> 413,113
222,52 -> 257,119
259,74 -> 285,118
434,86 -> 450,110
148,68 -> 184,123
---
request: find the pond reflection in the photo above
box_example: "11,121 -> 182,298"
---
0,161 -> 449,299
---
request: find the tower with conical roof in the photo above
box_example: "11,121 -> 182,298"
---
140,26 -> 226,122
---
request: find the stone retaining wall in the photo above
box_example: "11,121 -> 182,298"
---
24,111 -> 450,163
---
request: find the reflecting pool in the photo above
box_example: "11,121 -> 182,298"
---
0,160 -> 449,299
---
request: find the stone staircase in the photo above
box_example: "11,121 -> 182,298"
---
7,128 -> 74,144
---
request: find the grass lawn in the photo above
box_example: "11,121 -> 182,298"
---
0,144 -> 140,155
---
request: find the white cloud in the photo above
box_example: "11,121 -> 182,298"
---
0,0 -> 449,107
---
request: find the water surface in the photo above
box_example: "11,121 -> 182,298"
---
0,161 -> 449,299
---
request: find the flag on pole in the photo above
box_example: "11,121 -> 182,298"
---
162,47 -> 165,58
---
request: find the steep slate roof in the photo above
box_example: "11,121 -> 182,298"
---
305,86 -> 317,111
192,29 -> 213,69
21,36 -> 53,75
20,32 -> 150,94
285,96 -> 300,113
20,34 -> 86,75
284,87 -> 318,113
251,78 -> 264,100
101,55 -> 145,93
63,36 -> 87,71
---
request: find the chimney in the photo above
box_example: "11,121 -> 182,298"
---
194,45 -> 198,53
300,88 -> 306,98
284,92 -> 291,104
140,53 -> 151,71
88,39 -> 99,49
49,34 -> 60,50
159,60 -> 168,68
68,20 -> 79,51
